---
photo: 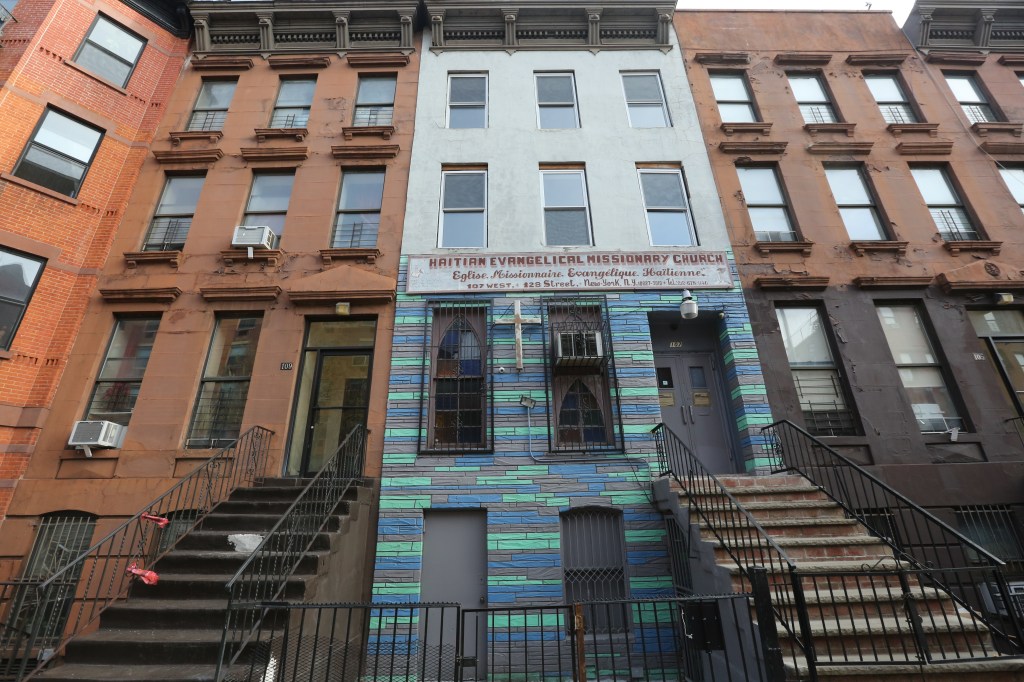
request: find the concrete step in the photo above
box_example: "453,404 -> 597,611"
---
174,529 -> 334,552
200,508 -> 348,532
703,499 -> 847,521
155,549 -> 328,576
698,516 -> 865,540
712,535 -> 893,562
99,598 -> 228,629
787,655 -> 1024,681
686,484 -> 830,505
30,663 -> 237,681
131,572 -> 310,601
63,629 -> 239,665
716,474 -> 808,488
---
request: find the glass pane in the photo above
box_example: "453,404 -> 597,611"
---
711,75 -> 750,102
98,318 -> 159,380
356,76 -> 396,105
970,310 -> 1024,336
536,75 -> 574,103
627,104 -> 668,127
789,75 -> 828,102
307,320 -> 377,348
243,213 -> 286,236
749,207 -> 794,238
866,76 -> 904,103
799,103 -> 837,124
737,167 -> 784,204
648,212 -> 692,246
778,308 -> 833,365
188,380 -> 249,447
792,369 -> 846,408
545,210 -> 590,246
339,171 -> 385,211
156,176 -> 204,215
929,207 -> 976,239
196,80 -> 236,109
0,299 -> 23,349
543,172 -> 586,207
442,213 -> 485,247
640,172 -> 685,208
962,103 -> 996,124
718,102 -> 757,122
333,213 -> 379,248
36,110 -> 102,163
877,306 -> 936,364
878,104 -> 917,124
247,173 -> 295,212
203,317 -> 263,379
76,43 -> 131,87
539,106 -> 578,129
276,79 -> 316,107
0,249 -> 44,302
15,147 -> 82,195
825,167 -> 871,205
911,168 -> 958,205
443,173 -> 485,209
622,74 -> 662,102
450,76 -> 486,104
839,207 -> 886,240
898,367 -> 960,431
269,107 -> 308,128
1000,168 -> 1024,205
449,106 -> 486,128
89,17 -> 143,63
946,75 -> 984,103
85,380 -> 140,425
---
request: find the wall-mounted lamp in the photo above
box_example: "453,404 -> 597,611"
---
519,395 -> 537,409
680,290 -> 698,320
995,293 -> 1015,306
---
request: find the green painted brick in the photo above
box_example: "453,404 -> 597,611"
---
382,477 -> 432,487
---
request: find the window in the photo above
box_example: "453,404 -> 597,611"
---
542,170 -> 592,246
424,304 -> 488,451
999,167 -> 1024,215
333,170 -> 385,248
561,507 -> 628,632
84,318 -> 159,426
969,310 -> 1024,414
187,315 -> 263,449
269,78 -> 315,128
143,176 -> 204,251
439,170 -> 486,248
956,506 -> 1024,571
824,166 -> 886,240
0,247 -> 45,351
187,80 -> 236,132
354,75 -> 396,127
876,305 -> 962,433
639,169 -> 694,246
243,172 -> 295,237
944,74 -> 996,123
621,72 -> 669,128
737,166 -> 797,242
788,74 -> 838,124
777,307 -> 857,436
73,15 -> 145,88
910,167 -> 978,241
710,73 -> 757,123
865,74 -> 917,124
448,73 -> 487,128
12,108 -> 103,197
536,73 -> 579,129
547,299 -> 618,452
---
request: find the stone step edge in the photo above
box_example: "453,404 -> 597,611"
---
721,558 -> 904,574
768,587 -> 955,605
710,535 -> 888,548
786,656 -> 1024,676
696,516 -> 862,528
773,615 -> 989,637
681,484 -> 825,496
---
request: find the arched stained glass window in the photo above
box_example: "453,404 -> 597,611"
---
432,308 -> 486,448
557,380 -> 606,445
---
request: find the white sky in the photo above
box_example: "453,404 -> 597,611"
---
677,0 -> 916,25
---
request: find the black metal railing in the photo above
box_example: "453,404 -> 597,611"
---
143,217 -> 192,251
652,423 -> 815,678
186,109 -> 227,132
216,424 -> 367,680
763,419 -> 1024,658
0,426 -> 273,681
222,594 -> 777,682
1008,416 -> 1024,449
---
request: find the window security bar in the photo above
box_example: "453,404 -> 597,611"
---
143,217 -> 191,252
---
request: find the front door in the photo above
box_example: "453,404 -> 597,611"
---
655,351 -> 735,474
297,351 -> 371,476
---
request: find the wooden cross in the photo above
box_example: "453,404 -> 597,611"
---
495,300 -> 542,371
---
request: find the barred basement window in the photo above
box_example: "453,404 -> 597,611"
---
423,303 -> 490,452
561,507 -> 629,632
956,505 -> 1024,573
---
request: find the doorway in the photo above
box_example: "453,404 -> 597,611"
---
649,313 -> 738,474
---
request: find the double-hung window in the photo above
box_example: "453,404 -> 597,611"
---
999,167 -> 1024,215
969,310 -> 1024,414
0,247 -> 45,351
143,175 -> 204,251
944,74 -> 996,123
333,170 -> 385,248
536,73 -> 579,129
621,72 -> 670,128
243,172 -> 295,237
270,78 -> 315,128
710,73 -> 758,123
542,170 -> 592,246
910,167 -> 979,241
876,304 -> 963,433
13,108 -> 103,198
187,80 -> 236,132
439,170 -> 486,248
425,303 -> 489,451
639,169 -> 695,246
73,15 -> 145,88
788,74 -> 838,124
448,74 -> 487,128
187,315 -> 263,449
825,166 -> 886,241
865,74 -> 917,124
777,307 -> 857,436
354,75 -> 397,127
84,318 -> 160,426
737,166 -> 797,242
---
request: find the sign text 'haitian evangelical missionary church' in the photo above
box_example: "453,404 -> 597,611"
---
406,251 -> 733,294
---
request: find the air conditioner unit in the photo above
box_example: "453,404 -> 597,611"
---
231,225 -> 276,250
554,330 -> 605,370
68,420 -> 125,457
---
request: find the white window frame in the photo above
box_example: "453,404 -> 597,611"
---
438,170 -> 488,249
540,169 -> 593,247
446,72 -> 488,129
535,72 -> 580,129
864,74 -> 918,124
788,73 -> 839,124
620,71 -> 671,128
637,168 -> 696,246
709,72 -> 759,123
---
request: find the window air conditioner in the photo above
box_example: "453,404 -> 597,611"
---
554,330 -> 605,369
68,420 -> 125,457
231,225 -> 276,250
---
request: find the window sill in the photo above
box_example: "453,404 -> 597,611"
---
887,123 -> 939,138
320,248 -> 381,265
342,125 -> 395,141
240,146 -> 308,162
0,172 -> 78,205
221,249 -> 283,267
170,130 -> 223,146
124,250 -> 181,268
0,349 -> 11,361
754,275 -> 829,290
972,121 -> 1023,137
254,127 -> 307,142
849,240 -> 908,257
720,122 -> 773,136
942,240 -> 1002,256
331,145 -> 400,160
63,59 -> 129,96
754,239 -> 813,256
804,122 -> 855,136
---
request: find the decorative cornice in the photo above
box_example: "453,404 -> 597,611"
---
240,147 -> 309,162
720,122 -> 773,136
848,240 -> 908,257
719,141 -> 788,155
191,56 -> 254,71
289,289 -> 395,305
342,125 -> 396,141
896,140 -> 954,155
972,121 -> 1024,137
937,277 -> 1024,293
807,141 -> 873,155
845,53 -> 908,66
754,275 -> 829,290
99,287 -> 181,303
221,249 -> 283,267
694,52 -> 749,65
169,131 -> 223,146
774,53 -> 831,65
254,128 -> 307,143
887,123 -> 939,137
804,122 -> 856,137
346,53 -> 411,67
268,55 -> 331,69
925,51 -> 987,65
982,140 -> 1024,154
853,276 -> 933,289
332,145 -> 400,159
754,240 -> 814,256
320,248 -> 382,265
200,285 -> 282,302
943,240 -> 1002,256
999,55 -> 1024,66
935,259 -> 1024,293
123,251 -> 180,269
153,149 -> 224,164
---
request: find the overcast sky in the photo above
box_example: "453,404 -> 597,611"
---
678,0 -> 916,25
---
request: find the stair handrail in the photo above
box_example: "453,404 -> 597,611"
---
216,423 -> 367,681
4,425 -> 274,681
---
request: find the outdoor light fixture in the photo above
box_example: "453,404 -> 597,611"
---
519,395 -> 537,409
680,290 -> 698,320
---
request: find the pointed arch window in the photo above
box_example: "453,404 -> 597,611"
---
425,304 -> 490,452
557,380 -> 607,445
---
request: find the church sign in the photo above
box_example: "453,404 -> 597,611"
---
406,251 -> 733,294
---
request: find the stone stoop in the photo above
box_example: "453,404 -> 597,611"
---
31,479 -> 369,682
680,474 -> 1024,682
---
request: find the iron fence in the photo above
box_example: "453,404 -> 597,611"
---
217,424 -> 367,680
0,425 -> 273,681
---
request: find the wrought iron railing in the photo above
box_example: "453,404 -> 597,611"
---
0,426 -> 273,680
216,424 -> 367,680
143,217 -> 191,251
352,106 -> 394,127
186,109 -> 228,132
